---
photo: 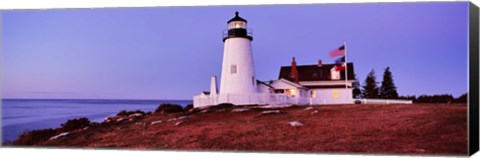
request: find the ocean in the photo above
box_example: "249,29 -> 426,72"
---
1,99 -> 192,143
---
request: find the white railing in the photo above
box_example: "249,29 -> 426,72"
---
222,28 -> 253,38
309,98 -> 355,105
286,97 -> 310,105
194,95 -> 414,107
358,98 -> 413,104
194,93 -> 312,107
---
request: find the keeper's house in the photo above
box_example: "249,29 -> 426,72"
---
267,58 -> 355,105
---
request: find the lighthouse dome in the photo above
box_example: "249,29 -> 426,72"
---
227,11 -> 247,23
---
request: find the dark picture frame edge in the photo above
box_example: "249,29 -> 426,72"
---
469,1 -> 479,156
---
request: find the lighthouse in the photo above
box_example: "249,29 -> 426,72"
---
219,11 -> 257,95
193,11 -> 259,107
194,11 -> 260,107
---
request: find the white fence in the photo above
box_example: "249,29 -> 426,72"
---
193,93 -> 311,107
194,94 -> 413,107
357,98 -> 413,104
309,98 -> 354,105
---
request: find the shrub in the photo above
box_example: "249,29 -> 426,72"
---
116,109 -> 146,116
453,93 -> 467,103
117,110 -> 129,116
60,117 -> 90,132
203,103 -> 235,111
215,103 -> 235,109
155,103 -> 184,113
13,128 -> 58,145
415,94 -> 454,103
184,104 -> 194,111
398,95 -> 416,102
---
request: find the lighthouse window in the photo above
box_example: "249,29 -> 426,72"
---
231,64 -> 237,74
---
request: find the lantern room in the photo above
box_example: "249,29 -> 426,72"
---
223,11 -> 252,42
227,12 -> 247,29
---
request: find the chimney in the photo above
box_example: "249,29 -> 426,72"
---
210,76 -> 218,96
291,57 -> 299,83
318,59 -> 322,67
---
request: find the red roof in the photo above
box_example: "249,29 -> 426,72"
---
278,63 -> 355,82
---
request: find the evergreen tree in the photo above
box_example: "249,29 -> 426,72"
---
352,74 -> 362,98
362,69 -> 379,98
453,93 -> 468,103
379,67 -> 399,99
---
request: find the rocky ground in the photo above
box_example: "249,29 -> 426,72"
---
19,104 -> 468,155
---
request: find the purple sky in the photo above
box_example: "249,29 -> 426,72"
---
1,2 -> 469,100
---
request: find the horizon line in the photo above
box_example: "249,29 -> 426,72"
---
0,98 -> 194,101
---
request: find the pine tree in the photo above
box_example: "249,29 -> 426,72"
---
362,69 -> 379,98
379,67 -> 399,99
352,74 -> 362,98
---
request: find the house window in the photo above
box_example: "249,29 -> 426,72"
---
332,90 -> 339,99
311,91 -> 316,98
289,89 -> 297,97
331,68 -> 340,80
231,64 -> 237,74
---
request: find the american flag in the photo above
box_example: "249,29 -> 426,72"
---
329,45 -> 345,58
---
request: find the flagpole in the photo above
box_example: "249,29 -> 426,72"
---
344,42 -> 348,90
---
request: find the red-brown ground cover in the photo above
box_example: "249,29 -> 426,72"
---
33,104 -> 467,155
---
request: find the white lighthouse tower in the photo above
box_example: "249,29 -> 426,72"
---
219,11 -> 257,95
193,11 -> 260,107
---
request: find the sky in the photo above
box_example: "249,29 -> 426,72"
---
1,2 -> 470,100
